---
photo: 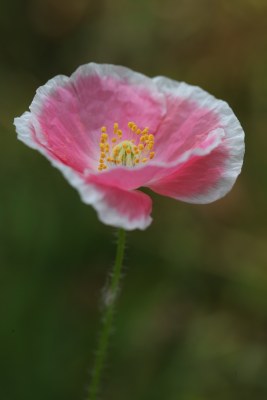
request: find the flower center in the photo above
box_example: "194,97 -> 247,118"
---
97,122 -> 155,171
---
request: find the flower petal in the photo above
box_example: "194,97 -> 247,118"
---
14,110 -> 152,230
16,75 -> 93,173
15,63 -> 166,174
86,127 -> 224,190
71,63 -> 165,142
14,64 -> 245,229
147,77 -> 244,203
80,184 -> 153,230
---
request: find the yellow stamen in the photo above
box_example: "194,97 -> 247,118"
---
101,133 -> 108,140
142,128 -> 149,135
97,122 -> 156,171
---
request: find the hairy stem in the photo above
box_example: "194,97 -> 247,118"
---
87,228 -> 126,400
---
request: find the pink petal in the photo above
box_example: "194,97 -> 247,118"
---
149,146 -> 228,202
86,127 -> 224,190
71,64 -> 165,144
14,64 -> 245,230
148,77 -> 244,203
16,63 -> 165,173
14,109 -> 152,230
82,184 -> 153,230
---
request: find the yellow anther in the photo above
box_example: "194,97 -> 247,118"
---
98,121 -> 155,172
142,128 -> 149,134
101,133 -> 108,140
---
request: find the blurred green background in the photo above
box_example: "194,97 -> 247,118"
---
1,0 -> 266,399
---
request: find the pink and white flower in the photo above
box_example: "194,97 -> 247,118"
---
14,63 -> 245,230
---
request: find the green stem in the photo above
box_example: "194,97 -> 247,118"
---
87,228 -> 126,400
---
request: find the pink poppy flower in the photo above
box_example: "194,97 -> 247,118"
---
14,63 -> 244,230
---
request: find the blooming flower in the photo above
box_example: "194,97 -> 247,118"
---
14,63 -> 245,230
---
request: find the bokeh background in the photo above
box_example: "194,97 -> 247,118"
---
1,1 -> 267,399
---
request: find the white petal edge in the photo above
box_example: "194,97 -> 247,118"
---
152,76 -> 245,203
14,64 -> 245,227
14,63 -> 163,230
14,112 -> 152,230
27,63 -> 166,148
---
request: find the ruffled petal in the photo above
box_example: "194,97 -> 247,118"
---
15,63 -> 166,174
86,127 -> 224,190
80,183 -> 152,230
14,110 -> 152,230
71,63 -> 165,144
14,64 -> 245,229
147,77 -> 244,203
152,77 -> 244,163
